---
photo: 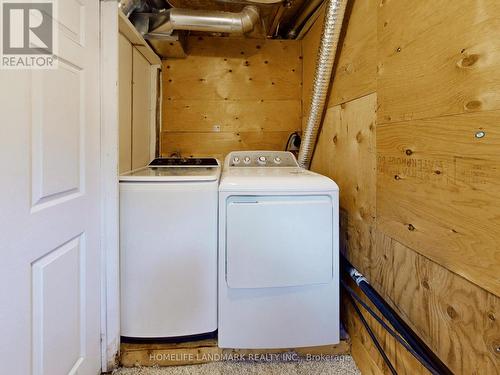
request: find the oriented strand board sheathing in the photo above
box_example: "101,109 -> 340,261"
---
378,0 -> 500,124
161,36 -> 302,159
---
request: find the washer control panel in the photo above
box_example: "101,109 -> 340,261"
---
226,151 -> 299,168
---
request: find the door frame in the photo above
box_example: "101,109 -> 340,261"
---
99,0 -> 120,371
99,3 -> 163,370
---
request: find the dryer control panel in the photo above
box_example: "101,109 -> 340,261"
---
225,151 -> 299,168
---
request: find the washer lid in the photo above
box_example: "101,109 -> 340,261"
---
119,165 -> 221,182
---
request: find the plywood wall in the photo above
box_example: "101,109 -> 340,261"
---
304,0 -> 500,374
161,36 -> 302,161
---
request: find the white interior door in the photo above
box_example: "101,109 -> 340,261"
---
0,1 -> 102,374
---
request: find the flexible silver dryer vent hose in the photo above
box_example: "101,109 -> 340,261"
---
297,0 -> 348,169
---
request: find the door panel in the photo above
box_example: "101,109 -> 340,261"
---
0,1 -> 102,374
32,236 -> 86,375
226,195 -> 334,288
58,0 -> 84,45
32,62 -> 83,206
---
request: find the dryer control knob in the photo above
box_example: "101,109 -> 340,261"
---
233,157 -> 240,164
243,156 -> 251,164
258,156 -> 267,164
274,157 -> 281,164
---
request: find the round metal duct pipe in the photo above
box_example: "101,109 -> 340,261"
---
287,0 -> 324,39
297,0 -> 348,169
147,5 -> 260,37
119,0 -> 143,17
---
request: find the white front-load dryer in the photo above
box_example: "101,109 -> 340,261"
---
218,151 -> 340,348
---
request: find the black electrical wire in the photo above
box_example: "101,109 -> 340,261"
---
345,289 -> 398,375
341,280 -> 441,375
284,132 -> 295,150
342,280 -> 418,352
341,255 -> 453,375
284,131 -> 300,151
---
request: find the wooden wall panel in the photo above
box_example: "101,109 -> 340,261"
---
305,1 -> 500,373
328,0 -> 377,106
392,241 -> 500,374
161,36 -> 302,159
342,225 -> 500,375
349,337 -> 385,375
302,0 -> 377,124
378,0 -> 500,124
311,94 -> 377,278
343,278 -> 400,375
164,100 -> 301,133
163,39 -> 301,101
161,131 -> 291,161
377,111 -> 500,296
391,241 -> 432,343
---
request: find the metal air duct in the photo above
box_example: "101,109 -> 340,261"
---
287,0 -> 324,39
146,5 -> 260,38
297,0 -> 348,169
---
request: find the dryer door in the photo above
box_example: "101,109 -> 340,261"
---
225,195 -> 334,288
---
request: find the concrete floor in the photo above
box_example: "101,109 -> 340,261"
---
113,355 -> 361,375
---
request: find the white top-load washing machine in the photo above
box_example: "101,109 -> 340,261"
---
218,151 -> 339,348
119,158 -> 220,339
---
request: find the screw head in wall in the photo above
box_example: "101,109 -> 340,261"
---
475,131 -> 486,139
